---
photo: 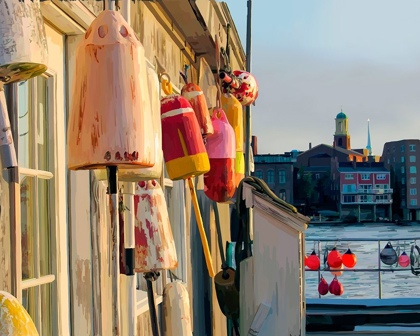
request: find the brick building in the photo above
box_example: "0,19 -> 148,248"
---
382,139 -> 420,220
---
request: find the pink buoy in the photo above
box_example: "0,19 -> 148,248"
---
204,109 -> 236,203
399,251 -> 410,268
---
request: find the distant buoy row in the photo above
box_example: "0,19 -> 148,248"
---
305,247 -> 357,271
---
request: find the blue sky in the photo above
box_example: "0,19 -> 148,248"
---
226,0 -> 420,155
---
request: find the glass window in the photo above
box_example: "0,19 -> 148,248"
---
344,174 -> 354,180
376,174 -> 386,180
411,178 -> 417,184
279,189 -> 286,201
343,184 -> 356,192
278,170 -> 286,183
410,166 -> 417,174
343,195 -> 356,203
410,156 -> 416,163
401,145 -> 405,152
411,188 -> 417,195
13,76 -> 56,334
402,156 -> 405,163
267,170 -> 274,184
361,174 -> 370,180
402,178 -> 406,185
255,170 -> 263,179
315,173 -> 320,180
387,159 -> 390,164
411,199 -> 417,206
402,167 -> 405,174
410,144 -> 416,152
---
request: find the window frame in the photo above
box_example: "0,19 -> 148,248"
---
267,169 -> 275,184
411,199 -> 418,206
410,144 -> 416,152
8,72 -> 59,334
361,173 -> 370,180
410,188 -> 417,196
410,156 -> 416,163
344,174 -> 354,180
410,166 -> 417,174
278,170 -> 286,184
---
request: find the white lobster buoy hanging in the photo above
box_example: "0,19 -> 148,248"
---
67,10 -> 155,170
133,180 -> 178,272
162,282 -> 193,336
0,0 -> 48,168
94,61 -> 163,181
0,0 -> 48,84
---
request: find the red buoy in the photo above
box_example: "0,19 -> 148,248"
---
327,247 -> 343,268
399,251 -> 410,267
329,276 -> 344,296
307,251 -> 320,270
318,277 -> 329,296
342,248 -> 357,268
305,255 -> 308,267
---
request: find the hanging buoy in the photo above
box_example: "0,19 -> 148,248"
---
162,282 -> 193,336
204,109 -> 236,203
318,277 -> 329,296
307,251 -> 320,270
327,247 -> 342,268
330,264 -> 344,276
161,95 -> 210,180
399,251 -> 410,267
342,248 -> 357,268
305,255 -> 308,267
0,291 -> 38,335
380,242 -> 398,265
221,93 -> 244,186
329,276 -> 344,296
181,83 -> 214,137
230,70 -> 259,106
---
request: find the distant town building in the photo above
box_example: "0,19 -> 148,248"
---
337,161 -> 392,221
382,139 -> 420,220
253,151 -> 301,203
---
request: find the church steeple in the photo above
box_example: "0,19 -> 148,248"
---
366,119 -> 372,156
334,108 -> 351,149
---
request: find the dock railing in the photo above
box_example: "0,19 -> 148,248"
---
305,237 -> 420,299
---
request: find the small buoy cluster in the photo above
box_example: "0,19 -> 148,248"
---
306,246 -> 357,272
318,275 -> 344,296
380,241 -> 410,267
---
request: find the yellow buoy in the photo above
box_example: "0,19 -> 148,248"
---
0,291 -> 38,336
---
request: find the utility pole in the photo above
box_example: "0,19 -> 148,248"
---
245,0 -> 252,176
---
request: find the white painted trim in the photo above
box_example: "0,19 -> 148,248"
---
19,167 -> 53,179
136,290 -> 163,316
161,107 -> 194,120
22,275 -> 56,290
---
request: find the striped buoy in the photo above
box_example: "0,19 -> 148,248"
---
181,83 -> 214,137
161,95 -> 210,180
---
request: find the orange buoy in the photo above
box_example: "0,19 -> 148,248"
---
399,251 -> 410,267
318,277 -> 329,296
342,248 -> 357,268
329,276 -> 344,296
307,251 -> 320,270
330,264 -> 344,276
327,247 -> 343,268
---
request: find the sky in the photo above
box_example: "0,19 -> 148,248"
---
226,0 -> 420,155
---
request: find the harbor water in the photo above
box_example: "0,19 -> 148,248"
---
305,223 -> 420,299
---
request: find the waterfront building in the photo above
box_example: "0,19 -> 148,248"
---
338,161 -> 393,221
382,139 -> 420,220
253,151 -> 300,203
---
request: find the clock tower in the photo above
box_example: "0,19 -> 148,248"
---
334,109 -> 351,150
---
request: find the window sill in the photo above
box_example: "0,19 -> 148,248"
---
136,289 -> 163,316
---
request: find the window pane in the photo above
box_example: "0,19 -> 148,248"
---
41,283 -> 53,336
18,81 -> 33,169
37,76 -> 49,171
39,178 -> 51,276
22,287 -> 36,324
21,176 -> 35,280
